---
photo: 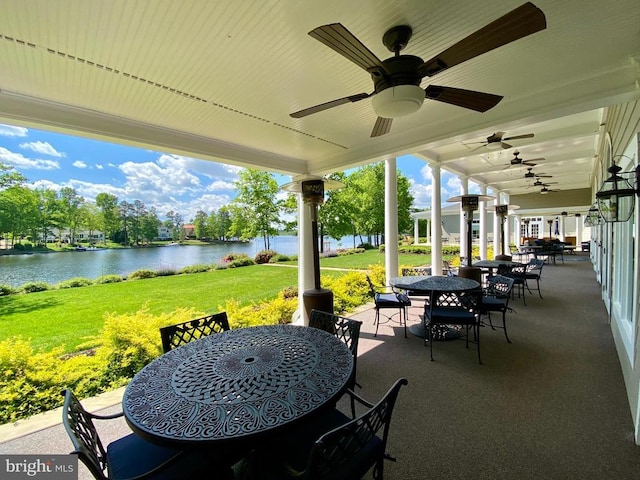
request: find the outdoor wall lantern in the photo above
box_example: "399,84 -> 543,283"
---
595,156 -> 639,223
584,204 -> 603,227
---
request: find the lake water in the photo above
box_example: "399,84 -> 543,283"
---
0,235 -> 360,288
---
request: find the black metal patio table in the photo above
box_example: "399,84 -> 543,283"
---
473,259 -> 523,275
390,275 -> 480,339
123,324 -> 353,449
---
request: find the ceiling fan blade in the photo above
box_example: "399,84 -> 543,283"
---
523,157 -> 545,163
309,23 -> 390,74
500,142 -> 513,149
371,117 -> 393,137
419,2 -> 546,77
290,92 -> 371,118
503,133 -> 535,141
425,85 -> 502,112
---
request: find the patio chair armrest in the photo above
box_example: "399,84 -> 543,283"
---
87,410 -> 125,420
341,388 -> 375,410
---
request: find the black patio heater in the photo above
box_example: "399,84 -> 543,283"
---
492,204 -> 519,261
300,179 -> 333,318
447,194 -> 493,284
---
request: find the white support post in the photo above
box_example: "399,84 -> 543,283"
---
492,190 -> 501,258
479,185 -> 488,260
431,165 -> 442,275
297,197 -> 314,325
459,176 -> 469,262
385,158 -> 399,286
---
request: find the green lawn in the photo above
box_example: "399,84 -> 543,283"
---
0,250 -> 434,351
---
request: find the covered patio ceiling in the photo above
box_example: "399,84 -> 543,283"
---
0,0 -> 639,209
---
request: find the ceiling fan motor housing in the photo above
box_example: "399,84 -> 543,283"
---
370,55 -> 425,118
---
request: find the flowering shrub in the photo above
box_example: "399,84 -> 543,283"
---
254,249 -> 277,264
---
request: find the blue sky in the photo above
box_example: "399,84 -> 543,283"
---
0,122 -> 466,221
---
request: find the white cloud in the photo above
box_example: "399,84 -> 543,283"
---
179,156 -> 242,180
0,146 -> 60,170
19,141 -> 65,157
0,124 -> 28,137
66,180 -> 126,201
73,160 -> 87,168
408,178 -> 432,209
119,156 -> 201,200
205,179 -> 236,192
96,164 -> 104,170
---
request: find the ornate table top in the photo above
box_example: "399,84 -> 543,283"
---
123,324 -> 353,446
390,275 -> 480,293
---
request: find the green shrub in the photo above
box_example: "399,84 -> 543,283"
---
95,274 -> 123,284
156,268 -> 178,276
178,264 -> 210,274
336,248 -> 364,256
322,271 -> 370,314
223,296 -> 297,329
254,249 -> 277,264
269,254 -> 291,263
228,257 -> 255,268
95,305 -> 202,384
358,242 -> 375,250
57,277 -> 94,289
18,281 -> 51,293
0,284 -> 16,296
128,269 -> 158,280
0,338 -> 104,423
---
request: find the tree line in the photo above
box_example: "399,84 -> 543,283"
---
0,162 -> 414,250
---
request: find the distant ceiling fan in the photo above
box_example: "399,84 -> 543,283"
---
528,178 -> 558,188
504,151 -> 544,169
466,131 -> 535,151
523,167 -> 552,179
290,3 -> 546,137
540,184 -> 560,194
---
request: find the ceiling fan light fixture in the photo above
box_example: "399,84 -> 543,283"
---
371,85 -> 424,118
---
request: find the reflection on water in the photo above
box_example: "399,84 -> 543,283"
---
0,235 -> 359,288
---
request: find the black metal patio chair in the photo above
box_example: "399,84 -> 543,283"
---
309,309 -> 363,413
424,288 -> 483,364
235,378 -> 408,480
367,275 -> 411,338
159,311 -> 230,353
479,274 -> 516,343
61,389 -> 235,480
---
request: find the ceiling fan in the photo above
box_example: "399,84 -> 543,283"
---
290,2 -> 546,137
523,167 -> 552,179
528,178 -> 558,188
504,151 -> 544,169
466,131 -> 535,151
540,184 -> 560,194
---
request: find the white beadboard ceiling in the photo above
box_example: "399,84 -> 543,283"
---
0,0 -> 639,205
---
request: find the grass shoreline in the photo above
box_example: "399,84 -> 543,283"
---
0,249 -> 433,352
